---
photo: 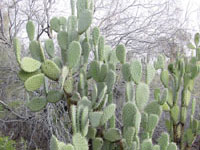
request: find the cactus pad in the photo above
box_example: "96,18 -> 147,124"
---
160,70 -> 169,88
78,9 -> 92,34
29,40 -> 44,61
144,101 -> 162,116
41,59 -> 61,80
104,128 -> 121,142
67,41 -> 82,68
26,21 -> 35,41
116,44 -> 126,64
20,57 -> 41,73
130,60 -> 142,84
18,69 -> 41,81
146,64 -> 156,85
122,63 -> 131,81
92,27 -> 100,46
57,31 -> 68,50
92,138 -> 103,150
50,17 -> 60,32
27,97 -> 47,112
14,38 -> 21,64
101,104 -> 116,125
136,83 -> 149,111
24,73 -> 44,91
47,90 -> 64,103
89,111 -> 103,127
72,133 -> 88,150
45,39 -> 55,58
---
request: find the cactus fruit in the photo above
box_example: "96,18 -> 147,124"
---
45,39 -> 55,58
20,57 -> 41,73
26,21 -> 35,41
78,9 -> 92,34
41,59 -> 61,81
135,82 -> 149,111
116,44 -> 126,64
50,17 -> 60,32
130,60 -> 142,84
67,41 -> 82,68
27,97 -> 47,112
24,73 -> 44,91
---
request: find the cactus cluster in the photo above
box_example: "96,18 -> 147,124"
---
13,0 -> 199,149
154,33 -> 200,150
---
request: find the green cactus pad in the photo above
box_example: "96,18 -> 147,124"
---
182,89 -> 191,106
136,83 -> 149,111
144,101 -> 162,116
24,73 -> 44,91
194,33 -> 200,46
123,127 -> 135,146
122,63 -> 131,81
181,107 -> 187,123
116,44 -> 126,64
167,143 -> 177,150
41,59 -> 61,80
78,9 -> 92,34
92,138 -> 103,150
60,66 -> 69,89
130,60 -> 142,84
26,21 -> 35,41
183,128 -> 195,146
82,38 -> 91,64
160,70 -> 169,88
67,16 -> 78,43
171,105 -> 179,123
141,139 -> 153,150
160,88 -> 168,105
125,82 -> 134,102
53,57 -> 63,69
191,98 -> 196,115
148,114 -> 159,132
146,64 -> 156,85
20,57 -> 41,73
29,40 -> 44,61
154,54 -> 165,70
89,111 -> 103,127
59,17 -> 67,31
67,41 -> 82,68
27,97 -> 47,112
71,105 -> 77,133
50,17 -> 60,32
158,132 -> 169,150
104,128 -> 121,142
72,133 -> 88,150
50,135 -> 59,150
89,61 -> 100,81
153,145 -> 160,150
105,70 -> 116,93
18,70 -> 41,82
98,36 -> 105,61
63,77 -> 74,94
87,126 -> 97,139
14,38 -> 21,64
45,39 -> 55,58
80,107 -> 89,136
122,102 -> 140,127
47,90 -> 64,103
101,104 -> 116,125
57,31 -> 68,50
92,27 -> 100,46
60,143 -> 74,150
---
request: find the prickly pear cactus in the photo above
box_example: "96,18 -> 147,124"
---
154,33 -> 200,150
13,0 -> 189,149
